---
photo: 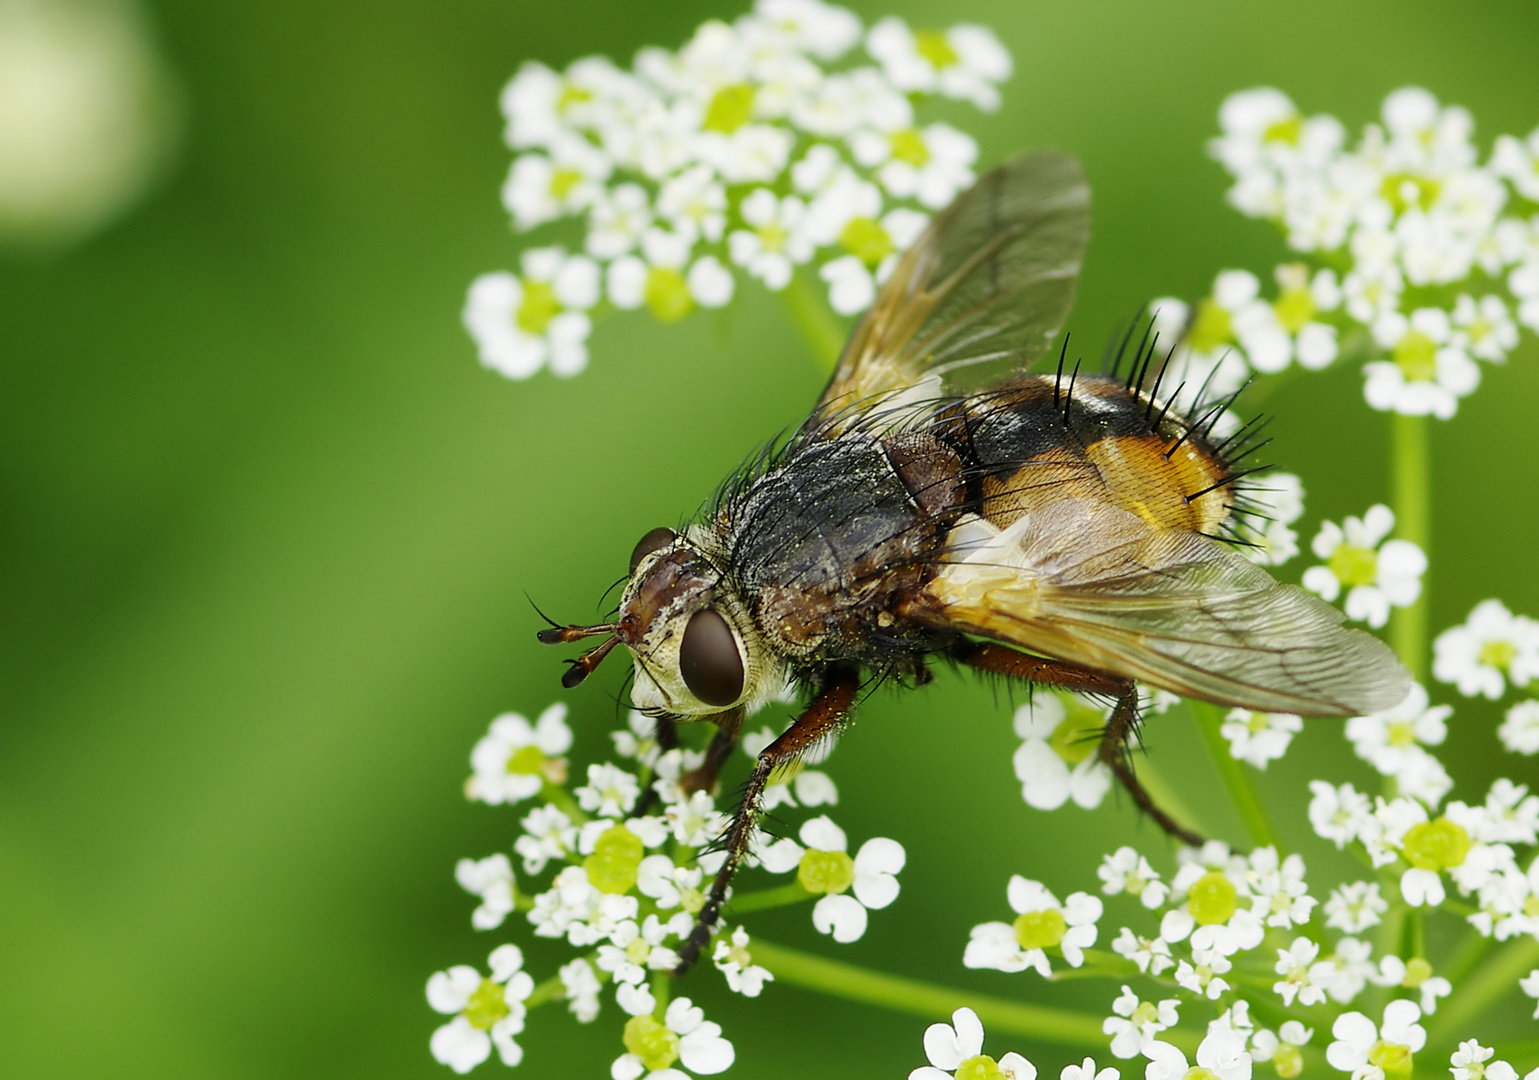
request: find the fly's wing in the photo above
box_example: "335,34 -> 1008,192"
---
816,151 -> 1090,425
922,498 -> 1410,716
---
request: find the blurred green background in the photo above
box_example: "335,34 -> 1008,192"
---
3,1 -> 1538,1076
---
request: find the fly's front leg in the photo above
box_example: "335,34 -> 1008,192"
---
674,668 -> 860,975
950,641 -> 1203,847
680,706 -> 745,796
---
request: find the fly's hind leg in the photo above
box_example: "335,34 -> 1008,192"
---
674,667 -> 860,975
949,641 -> 1203,847
1097,683 -> 1204,847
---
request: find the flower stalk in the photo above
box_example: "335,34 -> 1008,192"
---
1390,413 -> 1431,680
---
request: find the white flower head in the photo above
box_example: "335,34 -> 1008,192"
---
1104,986 -> 1178,1059
1302,504 -> 1425,628
1143,1028 -> 1251,1080
712,925 -> 773,997
1364,308 -> 1480,420
1326,1000 -> 1425,1080
1434,600 -> 1539,700
1345,681 -> 1450,780
795,815 -> 905,943
1499,700 -> 1539,755
964,876 -> 1102,976
612,996 -> 734,1080
1521,969 -> 1539,1018
427,945 -> 536,1073
1325,881 -> 1389,933
1098,847 -> 1170,909
467,703 -> 572,804
909,1007 -> 1037,1080
455,854 -> 517,931
850,121 -> 978,209
1111,928 -> 1174,976
865,19 -> 1012,111
575,761 -> 642,818
1012,694 -> 1113,810
558,957 -> 601,1023
1221,709 -> 1303,768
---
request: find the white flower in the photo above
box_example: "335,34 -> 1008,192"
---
850,121 -> 978,209
528,865 -> 639,946
575,762 -> 642,818
1111,928 -> 1174,976
1145,296 -> 1251,423
1499,700 -> 1539,755
794,815 -> 905,943
1374,955 -> 1452,1014
1325,882 -> 1389,933
727,187 -> 812,290
501,134 -> 611,229
467,703 -> 572,804
1450,1040 -> 1520,1080
909,1007 -> 1037,1080
656,165 -> 727,243
742,0 -> 862,61
1345,682 -> 1450,777
1232,263 -> 1341,373
427,945 -> 536,1073
1062,1059 -> 1120,1080
1302,504 -> 1424,628
1326,1000 -> 1425,1080
1175,956 -> 1233,1000
596,914 -> 684,986
1273,937 -> 1327,1006
865,18 -> 1011,111
1221,710 -> 1303,768
1494,127 -> 1539,201
1433,599 -> 1539,700
1160,859 -> 1264,958
558,957 -> 601,1023
1104,986 -> 1178,1059
1011,694 -> 1113,810
1450,293 -> 1519,363
514,804 -> 576,874
1144,1029 -> 1251,1080
1364,307 -> 1480,419
1521,969 -> 1539,1018
612,996 -> 734,1080
1246,847 -> 1316,929
1310,781 -> 1376,849
455,854 -> 517,931
964,876 -> 1102,976
1315,938 -> 1378,1005
1098,847 -> 1170,909
712,925 -> 773,997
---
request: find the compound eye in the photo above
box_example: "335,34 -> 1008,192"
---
629,526 -> 677,574
678,608 -> 744,707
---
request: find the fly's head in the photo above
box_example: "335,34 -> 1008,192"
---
538,525 -> 784,719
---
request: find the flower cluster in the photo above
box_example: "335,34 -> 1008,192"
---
1434,600 -> 1539,755
429,703 -> 905,1073
1196,86 -> 1539,419
463,0 -> 1010,379
1301,504 -> 1426,629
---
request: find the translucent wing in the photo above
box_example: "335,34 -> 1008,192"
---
817,151 -> 1091,421
920,498 -> 1410,716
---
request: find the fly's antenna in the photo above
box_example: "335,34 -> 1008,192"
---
561,635 -> 621,688
536,619 -> 621,645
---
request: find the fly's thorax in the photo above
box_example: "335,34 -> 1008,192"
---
618,531 -> 786,719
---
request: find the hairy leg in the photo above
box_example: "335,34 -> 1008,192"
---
951,641 -> 1203,847
674,668 -> 861,974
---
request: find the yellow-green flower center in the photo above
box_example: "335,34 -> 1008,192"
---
956,1055 -> 1005,1080
463,978 -> 510,1031
644,265 -> 693,323
1048,696 -> 1105,766
1188,299 -> 1234,353
624,936 -> 652,965
1188,871 -> 1239,926
679,887 -> 705,915
1368,1039 -> 1413,1078
1012,907 -> 1067,950
1524,894 -> 1539,918
1184,1068 -> 1221,1080
1328,543 -> 1379,588
1403,957 -> 1432,987
798,849 -> 856,895
1401,817 -> 1471,871
549,166 -> 584,200
913,29 -> 959,68
1245,711 -> 1270,734
703,83 -> 756,134
1273,1044 -> 1304,1079
623,1015 -> 681,1071
1385,720 -> 1417,748
840,217 -> 894,266
1131,1001 -> 1161,1027
1274,285 -> 1316,333
890,128 -> 930,166
1393,329 -> 1438,382
583,824 -> 645,894
515,279 -> 561,335
506,744 -> 547,775
1381,173 -> 1441,215
1478,639 -> 1517,671
556,84 -> 592,114
1262,114 -> 1302,145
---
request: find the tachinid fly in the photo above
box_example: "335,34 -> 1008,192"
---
538,151 -> 1410,972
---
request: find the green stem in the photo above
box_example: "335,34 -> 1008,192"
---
1425,935 -> 1539,1050
1439,928 -> 1495,987
748,938 -> 1205,1053
728,881 -> 814,913
527,973 -> 567,1010
1390,413 -> 1430,681
1188,701 -> 1277,848
778,272 -> 846,373
541,780 -> 590,826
